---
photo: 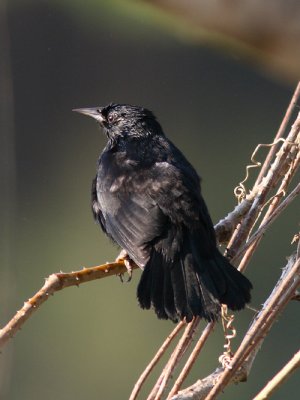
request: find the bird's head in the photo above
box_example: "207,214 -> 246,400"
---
73,103 -> 163,140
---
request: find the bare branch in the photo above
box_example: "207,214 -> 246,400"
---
172,253 -> 300,399
129,321 -> 186,400
231,182 -> 300,264
0,261 -> 132,349
255,82 -> 300,185
252,349 -> 300,400
215,82 -> 300,244
167,323 -> 215,399
224,111 -> 300,274
148,318 -> 200,400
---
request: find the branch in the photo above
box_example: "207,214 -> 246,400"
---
255,82 -> 300,186
148,318 -> 200,400
172,253 -> 300,399
252,349 -> 300,400
228,111 -> 300,263
231,182 -> 300,264
216,82 -> 300,247
167,323 -> 215,399
129,321 -> 186,400
0,261 -> 134,349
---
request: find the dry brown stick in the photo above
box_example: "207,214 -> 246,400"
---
255,82 -> 300,186
203,255 -> 300,400
147,318 -> 200,400
152,318 -> 200,400
252,349 -> 300,400
229,111 -> 300,262
224,81 -> 300,256
237,122 -> 300,272
167,323 -> 215,399
129,320 -> 186,400
173,252 -> 300,400
231,182 -> 300,265
0,261 -> 132,349
214,196 -> 254,244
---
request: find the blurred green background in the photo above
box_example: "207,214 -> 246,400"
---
1,1 -> 299,399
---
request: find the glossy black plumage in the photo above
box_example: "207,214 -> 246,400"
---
75,103 -> 252,322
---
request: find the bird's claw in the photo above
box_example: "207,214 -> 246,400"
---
123,259 -> 133,282
116,250 -> 134,283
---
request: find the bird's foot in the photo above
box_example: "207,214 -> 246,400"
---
116,250 -> 135,282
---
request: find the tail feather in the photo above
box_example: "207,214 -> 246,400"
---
183,258 -> 202,317
170,258 -> 193,321
149,254 -> 168,319
210,251 -> 252,310
163,263 -> 177,321
137,263 -> 152,310
137,237 -> 252,322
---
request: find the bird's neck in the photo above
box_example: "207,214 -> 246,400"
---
104,134 -> 169,166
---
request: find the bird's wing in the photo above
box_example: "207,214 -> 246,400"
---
147,161 -> 217,257
99,187 -> 168,267
96,161 -> 216,266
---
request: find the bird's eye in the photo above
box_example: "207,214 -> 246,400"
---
108,113 -> 117,123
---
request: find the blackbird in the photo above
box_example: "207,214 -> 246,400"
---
74,103 -> 252,322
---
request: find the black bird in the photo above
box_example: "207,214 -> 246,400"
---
74,103 -> 252,322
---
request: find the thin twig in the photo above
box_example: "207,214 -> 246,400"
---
237,122 -> 300,272
167,323 -> 215,399
147,318 -> 200,400
222,83 -> 300,250
229,111 -> 300,263
203,255 -> 300,400
231,182 -> 300,265
255,82 -> 300,186
129,321 -> 186,400
252,349 -> 300,400
0,261 -> 131,349
173,252 -> 300,400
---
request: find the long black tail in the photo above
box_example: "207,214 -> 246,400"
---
137,240 -> 252,323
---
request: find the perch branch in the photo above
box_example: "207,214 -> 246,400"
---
0,261 -> 134,349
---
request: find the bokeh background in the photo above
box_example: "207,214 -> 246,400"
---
1,1 -> 299,399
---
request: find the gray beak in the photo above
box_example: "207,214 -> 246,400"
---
72,107 -> 105,123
